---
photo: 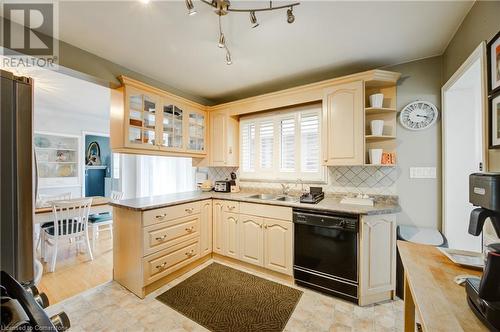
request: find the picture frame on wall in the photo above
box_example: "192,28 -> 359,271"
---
487,31 -> 500,95
491,92 -> 500,149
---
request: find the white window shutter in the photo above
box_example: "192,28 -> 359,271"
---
280,118 -> 295,172
241,122 -> 256,172
259,121 -> 274,169
300,113 -> 320,173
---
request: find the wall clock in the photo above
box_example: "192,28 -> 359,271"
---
399,101 -> 439,130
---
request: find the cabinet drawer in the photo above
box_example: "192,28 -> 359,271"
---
223,201 -> 239,213
143,215 -> 200,256
142,201 -> 201,226
143,239 -> 200,285
239,202 -> 292,221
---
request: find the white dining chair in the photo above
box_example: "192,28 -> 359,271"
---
88,191 -> 124,250
40,198 -> 94,272
35,192 -> 72,250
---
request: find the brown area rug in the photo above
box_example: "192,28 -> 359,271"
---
156,263 -> 302,332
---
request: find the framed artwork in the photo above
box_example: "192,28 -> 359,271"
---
490,92 -> 500,149
487,31 -> 500,95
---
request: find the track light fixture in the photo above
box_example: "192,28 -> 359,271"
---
287,7 -> 295,24
184,0 -> 300,64
185,0 -> 197,15
250,11 -> 259,28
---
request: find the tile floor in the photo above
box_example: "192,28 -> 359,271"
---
46,259 -> 404,332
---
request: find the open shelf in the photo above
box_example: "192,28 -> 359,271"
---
365,107 -> 397,114
365,135 -> 396,142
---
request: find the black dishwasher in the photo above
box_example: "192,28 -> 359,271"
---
293,208 -> 359,303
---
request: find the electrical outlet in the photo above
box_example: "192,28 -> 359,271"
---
410,167 -> 436,179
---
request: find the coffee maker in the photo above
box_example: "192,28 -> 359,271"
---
466,173 -> 500,331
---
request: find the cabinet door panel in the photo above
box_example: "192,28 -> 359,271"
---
210,113 -> 226,166
239,214 -> 263,266
200,200 -> 212,256
224,212 -> 239,259
212,200 -> 224,254
263,218 -> 293,276
323,81 -> 364,165
360,214 -> 396,297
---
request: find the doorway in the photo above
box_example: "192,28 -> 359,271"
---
442,43 -> 489,252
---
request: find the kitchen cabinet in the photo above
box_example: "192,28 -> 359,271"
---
359,214 -> 397,306
212,200 -> 224,254
239,214 -> 264,266
111,76 -> 207,158
322,80 -> 364,166
209,112 -> 238,166
263,218 -> 293,275
200,200 -> 212,257
224,212 -> 240,259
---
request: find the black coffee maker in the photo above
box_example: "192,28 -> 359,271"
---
466,173 -> 500,331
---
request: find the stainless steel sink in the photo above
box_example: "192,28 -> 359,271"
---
246,194 -> 278,200
275,196 -> 299,202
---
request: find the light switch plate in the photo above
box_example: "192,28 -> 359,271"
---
410,167 -> 436,179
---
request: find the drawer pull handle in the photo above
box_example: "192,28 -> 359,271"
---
156,213 -> 167,219
155,262 -> 167,270
155,234 -> 167,241
228,206 -> 236,210
185,226 -> 195,233
185,250 -> 195,258
185,208 -> 194,213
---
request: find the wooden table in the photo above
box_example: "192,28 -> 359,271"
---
398,241 -> 487,332
34,196 -> 111,224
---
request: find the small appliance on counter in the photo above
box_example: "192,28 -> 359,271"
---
199,180 -> 213,192
465,173 -> 500,331
300,187 -> 324,204
229,172 -> 240,193
214,180 -> 231,193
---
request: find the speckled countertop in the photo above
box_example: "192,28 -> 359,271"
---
109,191 -> 400,215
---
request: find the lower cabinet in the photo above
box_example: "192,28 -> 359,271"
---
239,214 -> 264,266
359,214 -> 397,306
200,200 -> 212,257
263,218 -> 293,275
213,201 -> 293,276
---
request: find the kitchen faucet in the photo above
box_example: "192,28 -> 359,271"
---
280,183 -> 291,196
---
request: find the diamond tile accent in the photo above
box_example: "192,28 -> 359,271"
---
203,165 -> 399,195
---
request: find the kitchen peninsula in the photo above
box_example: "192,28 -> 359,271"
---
110,190 -> 400,306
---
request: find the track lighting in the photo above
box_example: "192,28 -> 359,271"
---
250,11 -> 259,28
185,0 -> 197,15
225,50 -> 232,65
287,7 -> 295,24
218,33 -> 225,48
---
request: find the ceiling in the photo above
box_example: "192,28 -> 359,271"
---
57,1 -> 473,104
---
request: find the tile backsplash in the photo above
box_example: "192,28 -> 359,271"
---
199,166 -> 398,196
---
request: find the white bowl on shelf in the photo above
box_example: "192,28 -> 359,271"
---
369,149 -> 383,165
370,120 -> 384,136
369,93 -> 384,108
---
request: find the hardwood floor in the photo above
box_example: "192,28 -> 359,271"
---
38,230 -> 113,304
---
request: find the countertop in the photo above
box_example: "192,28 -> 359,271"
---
109,191 -> 400,215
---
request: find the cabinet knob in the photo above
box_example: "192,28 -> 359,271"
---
185,250 -> 195,258
156,213 -> 167,220
156,262 -> 167,270
155,234 -> 168,241
185,208 -> 194,213
185,226 -> 195,233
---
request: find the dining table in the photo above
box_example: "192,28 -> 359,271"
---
34,196 -> 112,224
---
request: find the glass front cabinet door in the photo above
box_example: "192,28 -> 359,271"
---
160,101 -> 184,150
187,110 -> 206,153
125,86 -> 160,150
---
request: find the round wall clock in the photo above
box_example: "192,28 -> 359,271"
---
399,101 -> 439,130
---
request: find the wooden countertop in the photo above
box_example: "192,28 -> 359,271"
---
35,196 -> 110,214
397,241 -> 487,331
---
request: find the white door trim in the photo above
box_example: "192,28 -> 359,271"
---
441,42 -> 488,246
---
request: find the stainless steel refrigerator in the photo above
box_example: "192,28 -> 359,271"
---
1,69 -> 35,285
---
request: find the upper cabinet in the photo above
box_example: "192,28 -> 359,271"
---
209,112 -> 238,167
111,76 -> 207,158
322,80 -> 365,166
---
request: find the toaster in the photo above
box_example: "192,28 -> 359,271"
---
214,181 -> 231,192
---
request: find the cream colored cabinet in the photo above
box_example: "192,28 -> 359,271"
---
200,200 -> 212,257
263,218 -> 293,275
212,200 -> 224,254
322,80 -> 364,166
359,214 -> 397,306
224,212 -> 239,259
209,112 -> 238,166
239,214 -> 264,266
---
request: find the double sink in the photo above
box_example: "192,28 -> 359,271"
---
246,194 -> 299,202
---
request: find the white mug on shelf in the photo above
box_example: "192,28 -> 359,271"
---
369,149 -> 383,165
370,120 -> 384,136
369,93 -> 384,108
